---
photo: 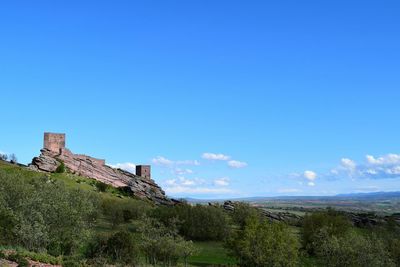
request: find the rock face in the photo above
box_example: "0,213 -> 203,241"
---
29,133 -> 173,205
222,201 -> 400,227
223,201 -> 302,225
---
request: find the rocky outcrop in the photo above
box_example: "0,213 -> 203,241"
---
222,201 -> 400,227
29,148 -> 173,205
222,201 -> 302,225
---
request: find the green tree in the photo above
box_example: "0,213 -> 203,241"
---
302,208 -> 351,254
0,170 -> 99,255
315,229 -> 395,267
137,217 -> 197,266
153,204 -> 230,241
105,231 -> 140,265
178,240 -> 197,267
230,202 -> 261,230
227,217 -> 299,267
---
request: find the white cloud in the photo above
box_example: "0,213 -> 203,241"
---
202,153 -> 231,161
164,176 -> 205,187
152,156 -> 174,166
174,168 -> 194,175
362,154 -> 400,179
304,171 -> 317,181
152,156 -> 200,167
302,153 -> 400,181
308,182 -> 316,187
366,154 -> 400,165
214,177 -> 230,187
385,166 -> 400,175
341,158 -> 356,171
228,160 -> 248,169
109,162 -> 136,173
176,160 -> 201,166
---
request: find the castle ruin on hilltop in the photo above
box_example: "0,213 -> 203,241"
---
43,132 -> 151,179
29,132 -> 171,205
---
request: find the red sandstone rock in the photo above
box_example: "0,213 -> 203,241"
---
29,133 -> 172,205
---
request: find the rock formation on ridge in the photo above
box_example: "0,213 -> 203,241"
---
29,133 -> 173,205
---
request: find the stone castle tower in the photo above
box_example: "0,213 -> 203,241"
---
136,165 -> 151,179
44,132 -> 65,154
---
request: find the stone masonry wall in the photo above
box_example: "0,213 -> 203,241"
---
44,133 -> 65,153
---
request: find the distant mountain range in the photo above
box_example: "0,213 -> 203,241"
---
184,191 -> 400,204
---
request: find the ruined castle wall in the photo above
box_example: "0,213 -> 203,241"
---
75,154 -> 105,166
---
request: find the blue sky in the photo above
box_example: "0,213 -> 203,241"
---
1,1 -> 400,198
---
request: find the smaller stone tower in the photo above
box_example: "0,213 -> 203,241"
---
44,133 -> 66,154
136,165 -> 151,179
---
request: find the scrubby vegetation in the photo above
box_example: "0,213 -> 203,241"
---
0,160 -> 400,266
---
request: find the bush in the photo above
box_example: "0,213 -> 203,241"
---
302,208 -> 351,254
55,161 -> 65,173
8,253 -> 29,267
230,202 -> 261,230
17,250 -> 61,265
138,217 -> 197,266
85,231 -> 139,265
101,197 -> 151,226
315,229 -> 395,267
153,204 -> 230,241
0,170 -> 99,255
106,231 -> 139,264
227,217 -> 299,267
95,181 -> 108,192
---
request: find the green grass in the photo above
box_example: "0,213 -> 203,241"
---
0,246 -> 62,265
0,160 -> 128,199
188,242 -> 237,266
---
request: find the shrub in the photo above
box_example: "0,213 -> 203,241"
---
8,253 -> 29,267
153,204 -> 230,241
315,229 -> 395,267
227,217 -> 299,267
301,208 -> 351,254
95,181 -> 108,192
0,170 -> 99,255
55,161 -> 65,173
85,231 -> 139,265
230,202 -> 261,229
105,231 -> 139,264
138,217 -> 196,266
101,197 -> 151,226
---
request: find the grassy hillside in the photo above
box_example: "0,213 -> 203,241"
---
0,160 -> 236,266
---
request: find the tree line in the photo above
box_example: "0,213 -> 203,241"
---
1,166 -> 400,266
